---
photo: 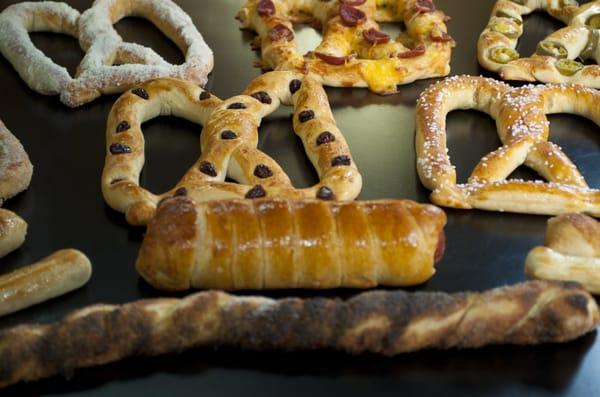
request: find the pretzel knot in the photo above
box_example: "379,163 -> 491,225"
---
0,0 -> 213,107
237,0 -> 454,95
416,75 -> 600,216
102,72 -> 363,225
479,0 -> 600,86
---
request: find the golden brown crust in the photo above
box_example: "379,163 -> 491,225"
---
0,121 -> 33,204
238,0 -> 454,94
0,280 -> 597,388
416,75 -> 600,216
103,73 -> 362,226
137,197 -> 447,291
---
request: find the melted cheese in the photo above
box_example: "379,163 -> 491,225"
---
359,60 -> 404,93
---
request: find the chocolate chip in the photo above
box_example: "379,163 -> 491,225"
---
245,184 -> 267,199
221,130 -> 238,140
116,121 -> 130,133
228,102 -> 247,110
316,131 -> 336,146
317,186 -> 335,200
174,187 -> 188,196
199,91 -> 211,100
131,88 -> 149,100
109,143 -> 132,155
110,178 -> 125,185
199,161 -> 218,177
251,91 -> 272,104
331,155 -> 352,166
298,110 -> 315,123
289,79 -> 302,94
254,164 -> 273,179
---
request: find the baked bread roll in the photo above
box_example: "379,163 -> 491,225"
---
526,214 -> 600,293
136,197 -> 447,291
0,280 -> 596,388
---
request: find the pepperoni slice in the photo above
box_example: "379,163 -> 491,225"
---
315,52 -> 348,65
339,4 -> 366,27
397,44 -> 426,58
363,28 -> 390,45
269,23 -> 294,41
434,231 -> 446,264
340,0 -> 367,5
430,32 -> 454,43
257,0 -> 276,17
414,0 -> 436,15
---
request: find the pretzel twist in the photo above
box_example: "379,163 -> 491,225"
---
0,280 -> 597,388
0,0 -> 213,107
478,0 -> 600,86
102,72 -> 362,226
416,75 -> 600,216
238,0 -> 454,94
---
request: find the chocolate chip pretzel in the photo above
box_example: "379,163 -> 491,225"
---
478,0 -> 600,86
416,75 -> 600,216
237,0 -> 454,94
102,72 -> 362,226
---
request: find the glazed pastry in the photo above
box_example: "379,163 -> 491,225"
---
102,73 -> 362,226
526,214 -> 600,293
136,197 -> 446,291
0,209 -> 27,259
0,0 -> 214,107
416,75 -> 600,216
0,280 -> 596,388
478,0 -> 600,87
237,0 -> 454,94
0,249 -> 92,317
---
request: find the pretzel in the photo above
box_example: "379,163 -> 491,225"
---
0,0 -> 214,107
237,0 -> 454,94
102,72 -> 362,226
526,214 -> 600,293
416,75 -> 600,216
478,0 -> 600,86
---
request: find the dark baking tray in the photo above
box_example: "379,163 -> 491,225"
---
1,0 -> 599,395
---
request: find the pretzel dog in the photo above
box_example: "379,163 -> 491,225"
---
237,0 -> 454,94
416,75 -> 600,216
479,0 -> 600,86
526,214 -> 600,294
102,72 -> 362,226
0,0 -> 213,107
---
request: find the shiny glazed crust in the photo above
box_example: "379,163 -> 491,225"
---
0,280 -> 597,388
102,73 -> 362,226
416,75 -> 600,216
526,214 -> 600,293
478,0 -> 600,86
136,197 -> 447,291
237,0 -> 454,94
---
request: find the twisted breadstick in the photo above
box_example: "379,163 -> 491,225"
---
0,280 -> 597,388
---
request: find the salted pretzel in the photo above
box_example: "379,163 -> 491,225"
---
526,214 -> 600,293
478,0 -> 600,86
237,0 -> 454,94
416,75 -> 600,216
0,0 -> 214,107
102,72 -> 362,226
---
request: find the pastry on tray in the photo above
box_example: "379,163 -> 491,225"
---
102,72 -> 362,226
0,280 -> 596,388
0,0 -> 214,107
479,0 -> 600,86
416,75 -> 600,216
237,0 -> 454,94
526,213 -> 600,293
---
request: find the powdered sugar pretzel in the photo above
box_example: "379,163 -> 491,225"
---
416,75 -> 600,216
478,0 -> 600,86
102,72 -> 362,225
237,0 -> 454,94
0,0 -> 214,107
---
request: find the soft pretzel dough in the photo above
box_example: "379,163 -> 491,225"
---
526,214 -> 600,293
0,0 -> 214,107
479,0 -> 600,86
416,75 -> 600,216
102,72 -> 362,226
238,0 -> 454,94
